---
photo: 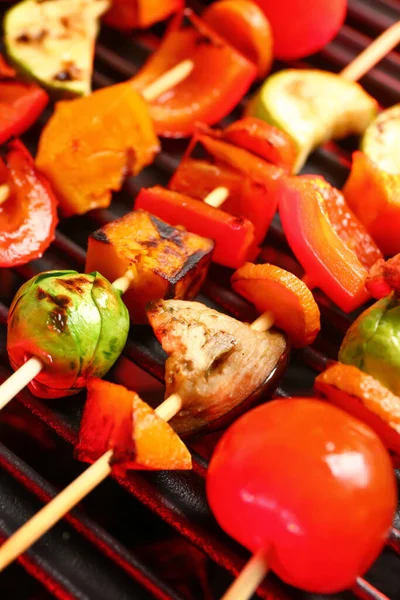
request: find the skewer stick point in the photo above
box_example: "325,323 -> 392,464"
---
0,184 -> 10,205
0,356 -> 43,411
155,392 -> 183,422
340,20 -> 400,81
221,549 -> 269,600
0,449 -> 113,572
112,270 -> 135,294
142,59 -> 194,102
250,311 -> 275,332
204,186 -> 230,208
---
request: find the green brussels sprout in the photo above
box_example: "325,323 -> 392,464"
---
7,270 -> 129,398
339,292 -> 400,396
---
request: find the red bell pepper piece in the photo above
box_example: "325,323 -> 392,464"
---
301,175 -> 383,269
104,0 -> 183,30
0,81 -> 48,145
131,9 -> 257,137
135,186 -> 258,269
169,133 -> 282,245
278,176 -> 370,313
222,117 -> 297,173
0,140 -> 58,267
0,54 -> 16,79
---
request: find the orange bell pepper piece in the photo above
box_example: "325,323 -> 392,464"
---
232,262 -> 320,347
202,0 -> 273,79
135,186 -> 257,269
131,9 -> 257,137
104,0 -> 183,30
36,82 -> 159,217
169,133 -> 282,246
315,363 -> 400,456
279,176 -> 370,313
76,379 -> 192,477
343,151 -> 400,256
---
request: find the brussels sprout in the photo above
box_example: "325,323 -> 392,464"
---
7,270 -> 129,398
339,292 -> 400,396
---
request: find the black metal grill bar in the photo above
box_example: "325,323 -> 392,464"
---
0,442 -> 185,600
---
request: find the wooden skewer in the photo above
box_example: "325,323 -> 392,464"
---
340,20 -> 400,81
219,21 -> 400,600
0,181 -> 231,409
221,549 -> 269,600
0,60 -> 196,410
0,308 -> 275,571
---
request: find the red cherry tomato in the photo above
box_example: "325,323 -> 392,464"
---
207,398 -> 396,594
252,0 -> 347,60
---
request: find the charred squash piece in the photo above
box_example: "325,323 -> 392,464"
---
76,378 -> 192,476
147,299 -> 288,437
36,83 -> 160,217
85,209 -> 214,322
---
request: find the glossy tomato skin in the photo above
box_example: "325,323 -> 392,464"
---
207,398 -> 396,593
253,0 -> 347,60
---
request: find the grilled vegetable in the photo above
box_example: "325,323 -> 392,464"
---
339,293 -> 400,396
247,70 -> 377,172
76,379 -> 192,476
202,0 -> 273,79
169,131 -> 282,246
4,0 -> 109,96
252,0 -> 347,60
36,83 -> 159,216
7,271 -> 129,399
146,299 -> 288,436
0,81 -> 48,144
278,176 -> 370,312
343,105 -> 400,255
361,104 -> 400,175
221,117 -> 297,173
0,140 -> 58,267
366,254 -> 400,300
131,9 -> 256,137
104,0 -> 183,30
207,399 -> 396,593
136,186 -> 257,269
315,363 -> 400,456
232,263 -> 320,347
310,176 -> 383,269
85,210 -> 214,322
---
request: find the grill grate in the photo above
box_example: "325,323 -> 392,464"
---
0,1 -> 399,599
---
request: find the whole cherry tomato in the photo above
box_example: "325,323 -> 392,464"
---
252,0 -> 347,60
207,398 -> 396,593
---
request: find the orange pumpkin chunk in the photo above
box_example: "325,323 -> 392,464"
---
231,262 -> 320,347
85,209 -> 214,322
76,378 -> 192,476
315,363 -> 400,456
36,83 -> 160,217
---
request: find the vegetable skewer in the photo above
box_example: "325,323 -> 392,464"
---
0,180 -> 283,409
247,19 -> 400,172
0,298 -> 288,571
217,26 -> 400,599
208,399 -> 397,599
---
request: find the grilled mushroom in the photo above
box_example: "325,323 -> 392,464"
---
147,299 -> 288,436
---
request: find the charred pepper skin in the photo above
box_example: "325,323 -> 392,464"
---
7,270 -> 129,398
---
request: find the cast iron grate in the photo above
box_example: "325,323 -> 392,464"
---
0,1 -> 399,599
